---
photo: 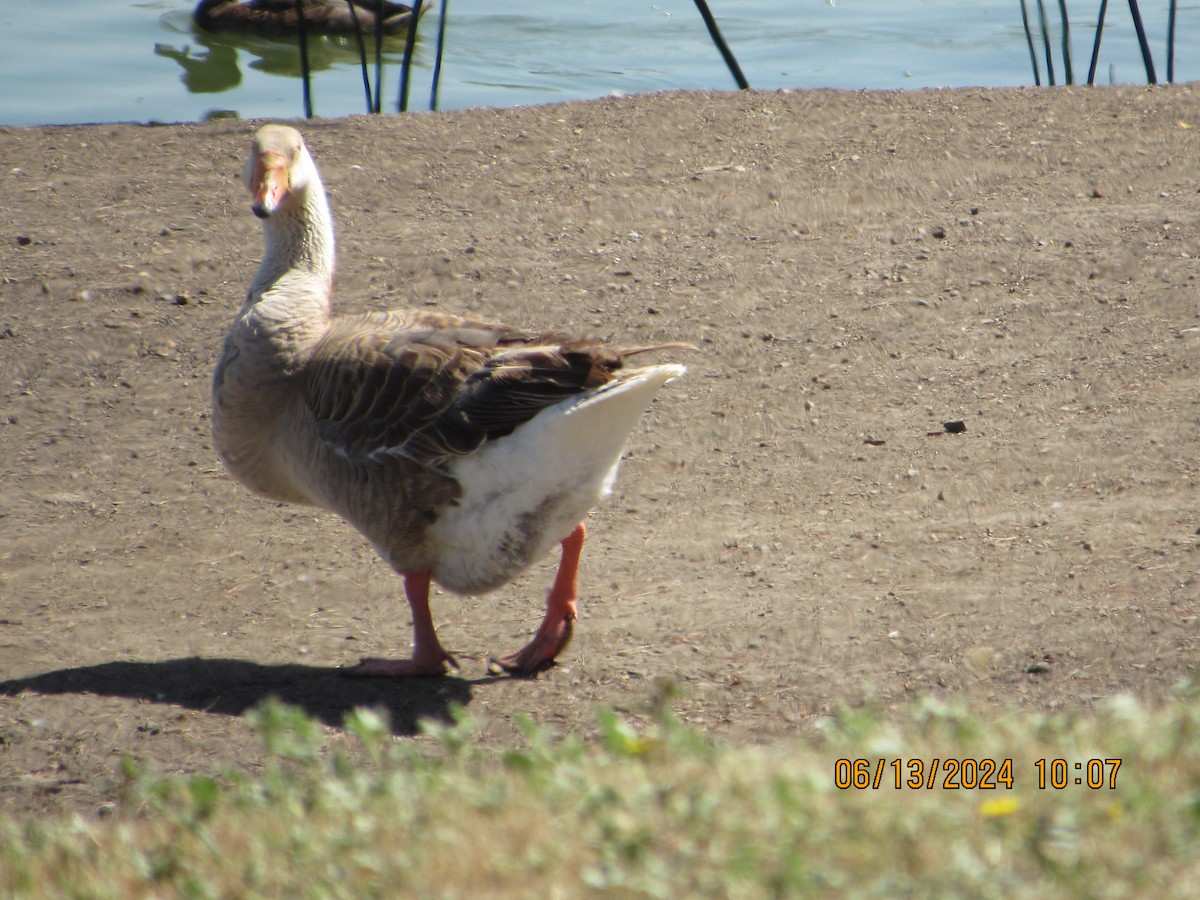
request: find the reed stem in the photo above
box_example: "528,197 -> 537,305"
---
1127,0 -> 1157,84
692,0 -> 749,90
1087,0 -> 1108,85
345,1 -> 374,113
1056,0 -> 1073,83
1021,0 -> 1043,85
374,0 -> 384,113
1167,0 -> 1178,83
295,0 -> 313,117
398,1 -> 421,110
1036,0 -> 1056,85
431,0 -> 450,110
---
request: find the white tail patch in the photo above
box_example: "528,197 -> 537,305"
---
429,363 -> 685,593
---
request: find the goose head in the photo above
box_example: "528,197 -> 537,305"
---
245,124 -> 320,219
243,124 -> 336,293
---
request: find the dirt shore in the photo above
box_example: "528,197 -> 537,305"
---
2,85 -> 1198,816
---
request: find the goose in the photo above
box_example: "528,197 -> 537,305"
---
194,0 -> 427,37
211,124 -> 686,676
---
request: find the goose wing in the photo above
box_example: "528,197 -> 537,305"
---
304,310 -> 628,468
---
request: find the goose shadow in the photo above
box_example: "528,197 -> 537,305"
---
0,657 -> 489,735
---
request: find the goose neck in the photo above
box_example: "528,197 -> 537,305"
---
252,183 -> 335,300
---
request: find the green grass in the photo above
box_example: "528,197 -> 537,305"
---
4,683 -> 1200,898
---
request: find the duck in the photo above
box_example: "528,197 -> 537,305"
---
194,0 -> 427,37
211,124 -> 686,676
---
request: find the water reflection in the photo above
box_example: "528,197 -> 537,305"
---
155,36 -> 241,93
155,14 -> 422,101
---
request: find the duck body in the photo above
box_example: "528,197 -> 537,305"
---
212,125 -> 685,675
194,0 -> 425,37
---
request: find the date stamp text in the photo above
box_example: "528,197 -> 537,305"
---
833,758 -> 1122,790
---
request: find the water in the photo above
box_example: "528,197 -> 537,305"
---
0,1 -> 1193,127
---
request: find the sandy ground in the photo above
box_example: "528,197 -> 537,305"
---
1,85 -> 1198,816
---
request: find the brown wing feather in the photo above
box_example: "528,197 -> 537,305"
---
303,309 -> 646,469
305,310 -> 519,457
399,342 -> 627,464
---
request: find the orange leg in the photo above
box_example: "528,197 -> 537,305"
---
497,523 -> 585,676
345,571 -> 458,677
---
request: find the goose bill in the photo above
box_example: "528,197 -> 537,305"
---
249,151 -> 290,219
